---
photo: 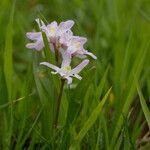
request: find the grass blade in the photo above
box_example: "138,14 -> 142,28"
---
3,1 -> 15,99
42,32 -> 55,64
70,87 -> 112,149
3,1 -> 16,149
137,84 -> 150,129
110,40 -> 150,149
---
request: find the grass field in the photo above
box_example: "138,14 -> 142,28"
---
0,0 -> 150,149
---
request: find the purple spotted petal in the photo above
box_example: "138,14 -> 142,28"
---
58,20 -> 74,36
59,20 -> 74,31
59,30 -> 73,46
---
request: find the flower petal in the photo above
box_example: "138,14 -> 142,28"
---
71,59 -> 89,74
73,74 -> 82,80
47,21 -> 58,28
59,20 -> 74,31
59,30 -> 73,46
85,51 -> 97,59
26,32 -> 42,40
43,21 -> 58,37
65,76 -> 73,84
72,36 -> 87,44
26,31 -> 44,51
61,51 -> 72,68
40,62 -> 60,72
26,41 -> 44,51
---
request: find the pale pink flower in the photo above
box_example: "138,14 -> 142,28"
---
36,18 -> 74,42
26,18 -> 97,84
40,56 -> 89,84
26,32 -> 44,51
26,18 -> 74,51
60,34 -> 97,59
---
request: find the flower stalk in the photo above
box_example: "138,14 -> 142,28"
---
55,48 -> 59,66
54,78 -> 65,129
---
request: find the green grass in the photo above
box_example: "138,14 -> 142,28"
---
0,0 -> 150,149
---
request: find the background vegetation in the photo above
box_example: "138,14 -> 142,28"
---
0,0 -> 150,149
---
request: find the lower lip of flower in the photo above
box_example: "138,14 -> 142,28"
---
50,27 -> 56,33
64,66 -> 71,71
63,66 -> 72,74
75,42 -> 81,49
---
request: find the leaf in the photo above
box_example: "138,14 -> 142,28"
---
42,32 -> 55,64
20,107 -> 43,147
95,66 -> 109,100
32,52 -> 53,139
137,84 -> 150,129
3,1 -> 15,100
70,87 -> 112,149
3,1 -> 16,148
61,68 -> 96,150
41,31 -> 60,93
110,40 -> 150,149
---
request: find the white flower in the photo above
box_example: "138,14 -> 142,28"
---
40,53 -> 89,84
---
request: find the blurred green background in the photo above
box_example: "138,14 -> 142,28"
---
0,0 -> 150,149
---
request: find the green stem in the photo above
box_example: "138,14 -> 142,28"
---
55,48 -> 59,65
54,79 -> 65,129
55,46 -> 59,67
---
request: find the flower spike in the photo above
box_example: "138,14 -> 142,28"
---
26,18 -> 96,84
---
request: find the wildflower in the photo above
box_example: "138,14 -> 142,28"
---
26,18 -> 97,132
40,55 -> 89,84
26,18 -> 97,84
26,18 -> 74,51
36,18 -> 74,48
59,30 -> 73,49
26,18 -> 97,60
36,18 -> 74,37
26,32 -> 44,51
60,34 -> 97,59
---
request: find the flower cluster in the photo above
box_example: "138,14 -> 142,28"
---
26,18 -> 97,84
